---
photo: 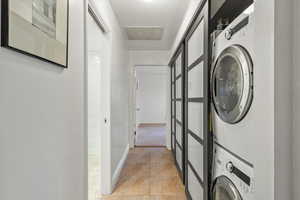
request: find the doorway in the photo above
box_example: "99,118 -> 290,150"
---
86,2 -> 109,200
134,66 -> 168,147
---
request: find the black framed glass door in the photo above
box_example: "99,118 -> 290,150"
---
171,63 -> 176,156
174,47 -> 185,181
169,1 -> 212,199
184,1 -> 211,200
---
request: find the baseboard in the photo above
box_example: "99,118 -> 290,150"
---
138,123 -> 166,127
111,144 -> 129,190
135,145 -> 166,148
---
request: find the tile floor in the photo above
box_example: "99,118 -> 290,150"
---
89,154 -> 101,200
101,148 -> 186,200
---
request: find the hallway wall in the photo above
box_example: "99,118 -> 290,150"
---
292,0 -> 300,199
274,0 -> 293,199
0,1 -> 86,200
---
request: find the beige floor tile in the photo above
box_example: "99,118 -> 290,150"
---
121,163 -> 150,178
130,147 -> 151,153
105,148 -> 185,199
113,175 -> 151,196
100,196 -> 121,200
122,196 -> 151,200
101,195 -> 186,200
146,148 -> 171,153
126,152 -> 151,165
149,195 -> 187,200
150,176 -> 184,196
150,162 -> 178,178
101,196 -> 150,200
150,152 -> 174,164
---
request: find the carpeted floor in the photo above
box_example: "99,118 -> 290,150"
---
135,125 -> 166,147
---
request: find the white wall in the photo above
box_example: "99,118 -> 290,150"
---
0,1 -> 86,200
170,0 -> 202,57
243,2 -> 274,200
136,66 -> 168,124
92,0 -> 130,193
292,0 -> 300,199
128,50 -> 171,148
274,0 -> 293,199
0,0 -> 130,198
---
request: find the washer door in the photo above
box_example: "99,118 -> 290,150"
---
212,176 -> 242,200
212,45 -> 253,124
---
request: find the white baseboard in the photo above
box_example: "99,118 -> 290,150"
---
111,144 -> 129,190
137,123 -> 166,127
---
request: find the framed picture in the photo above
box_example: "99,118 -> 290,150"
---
1,0 -> 69,68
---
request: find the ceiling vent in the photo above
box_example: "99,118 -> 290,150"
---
125,27 -> 164,40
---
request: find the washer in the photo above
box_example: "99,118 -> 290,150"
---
212,144 -> 254,200
211,10 -> 256,163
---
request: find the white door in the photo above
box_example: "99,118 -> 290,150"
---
87,11 -> 107,200
135,67 -> 168,125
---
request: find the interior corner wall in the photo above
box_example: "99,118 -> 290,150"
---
274,0 -> 293,199
292,0 -> 300,199
251,1 -> 276,199
92,0 -> 130,190
0,1 -> 86,200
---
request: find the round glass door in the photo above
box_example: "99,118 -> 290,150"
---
212,45 -> 253,124
212,176 -> 242,200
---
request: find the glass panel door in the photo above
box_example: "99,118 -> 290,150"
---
185,2 -> 211,200
171,64 -> 176,155
175,48 -> 184,180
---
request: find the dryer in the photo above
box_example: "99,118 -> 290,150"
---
212,144 -> 255,200
211,10 -> 257,163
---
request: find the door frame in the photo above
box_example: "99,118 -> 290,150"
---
132,65 -> 171,148
84,0 -> 112,196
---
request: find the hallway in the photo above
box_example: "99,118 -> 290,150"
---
135,125 -> 166,147
101,148 -> 186,200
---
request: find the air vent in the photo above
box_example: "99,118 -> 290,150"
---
125,27 -> 164,40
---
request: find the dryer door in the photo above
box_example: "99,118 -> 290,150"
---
212,45 -> 253,124
212,176 -> 242,200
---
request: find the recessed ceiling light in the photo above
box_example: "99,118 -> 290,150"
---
142,0 -> 153,2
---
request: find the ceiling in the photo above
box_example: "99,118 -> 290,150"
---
110,0 -> 191,50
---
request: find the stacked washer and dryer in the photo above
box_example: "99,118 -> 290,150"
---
210,5 -> 256,200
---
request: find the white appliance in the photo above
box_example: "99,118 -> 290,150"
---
211,10 -> 256,163
212,144 -> 255,200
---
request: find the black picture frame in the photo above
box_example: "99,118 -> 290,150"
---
1,0 -> 69,68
